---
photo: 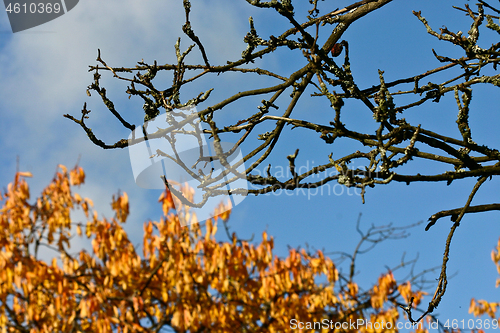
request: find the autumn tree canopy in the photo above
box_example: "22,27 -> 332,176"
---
0,165 -> 499,332
63,0 -> 500,325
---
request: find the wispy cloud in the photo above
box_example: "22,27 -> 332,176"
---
0,0 -> 248,246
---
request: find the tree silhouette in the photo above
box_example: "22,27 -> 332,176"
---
64,0 -> 500,322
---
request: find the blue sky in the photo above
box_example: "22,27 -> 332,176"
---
0,0 -> 499,330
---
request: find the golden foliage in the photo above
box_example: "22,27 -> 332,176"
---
467,237 -> 500,324
0,165 -> 437,332
492,238 -> 500,288
469,298 -> 499,318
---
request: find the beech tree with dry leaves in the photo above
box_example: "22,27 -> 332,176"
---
0,165 -> 498,332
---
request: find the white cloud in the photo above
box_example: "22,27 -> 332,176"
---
0,0 -> 249,252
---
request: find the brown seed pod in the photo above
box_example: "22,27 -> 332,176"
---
331,43 -> 343,57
